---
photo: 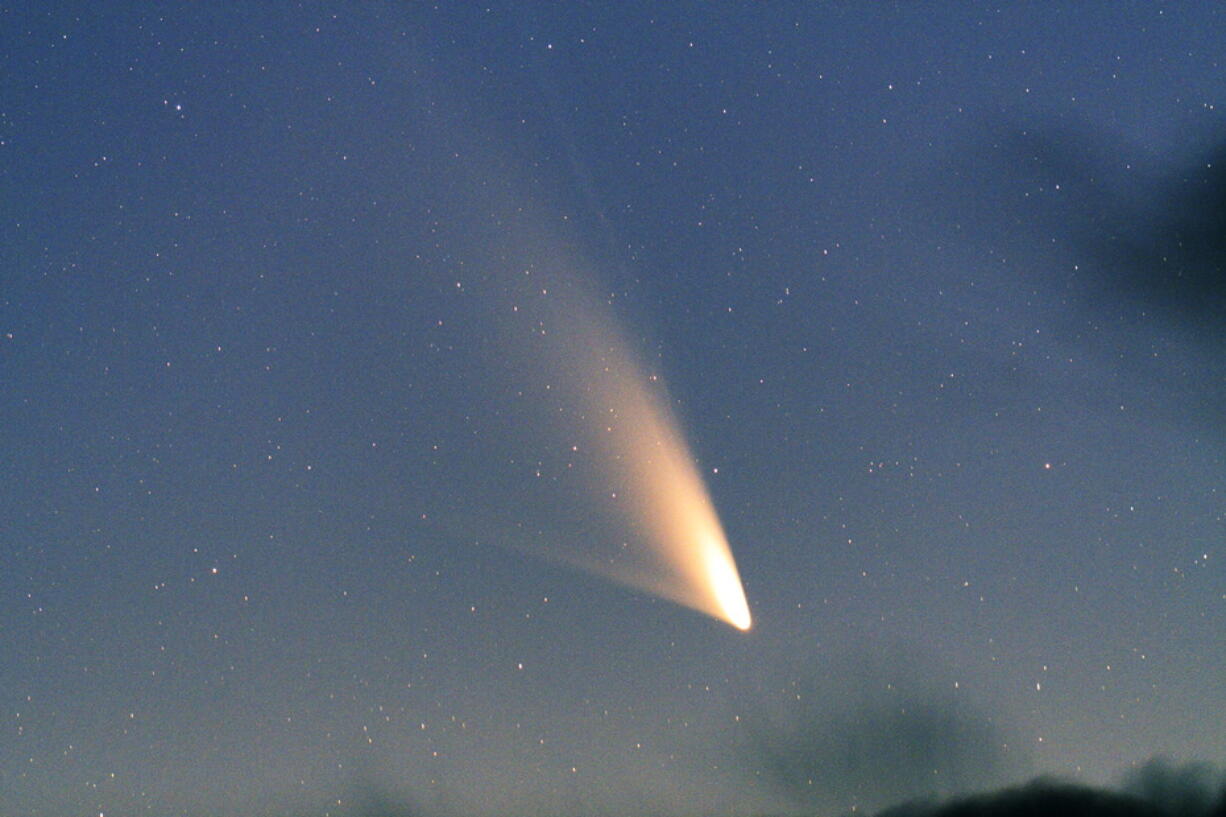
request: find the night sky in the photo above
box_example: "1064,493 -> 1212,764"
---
2,4 -> 1224,817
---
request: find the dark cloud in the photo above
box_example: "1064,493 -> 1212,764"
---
736,649 -> 1019,814
986,122 -> 1226,332
288,782 -> 425,817
941,117 -> 1226,433
1015,125 -> 1226,323
746,694 -> 1005,811
1121,758 -> 1226,817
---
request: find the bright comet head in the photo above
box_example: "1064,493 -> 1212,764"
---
705,541 -> 752,631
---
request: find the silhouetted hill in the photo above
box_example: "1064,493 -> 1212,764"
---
871,760 -> 1226,817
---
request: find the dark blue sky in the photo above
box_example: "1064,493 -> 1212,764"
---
2,4 -> 1223,816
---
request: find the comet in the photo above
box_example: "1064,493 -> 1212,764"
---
494,274 -> 752,632
404,72 -> 752,629
582,341 -> 752,631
